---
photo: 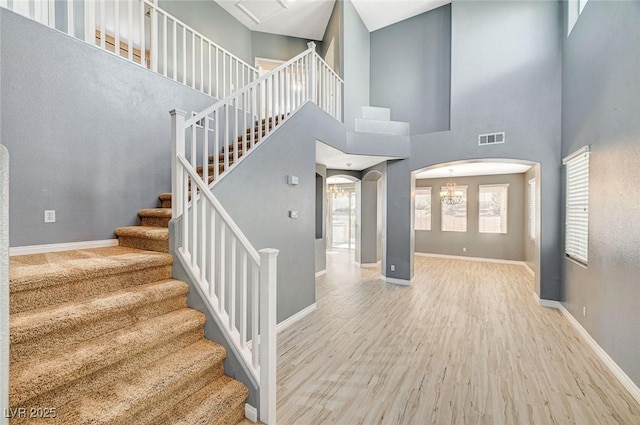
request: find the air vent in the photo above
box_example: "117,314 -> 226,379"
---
478,132 -> 505,146
236,0 -> 288,25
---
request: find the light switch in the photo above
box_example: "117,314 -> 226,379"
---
289,210 -> 298,219
287,175 -> 299,185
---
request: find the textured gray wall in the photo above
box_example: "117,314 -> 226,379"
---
383,1 -> 562,300
252,31 -> 310,63
370,5 -> 451,135
561,0 -> 640,387
343,0 -> 370,131
158,0 -> 253,64
1,9 -> 216,247
320,0 -> 343,78
415,173 -> 525,261
212,103 -> 345,323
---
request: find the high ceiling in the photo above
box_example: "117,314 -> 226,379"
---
415,162 -> 533,180
215,0 -> 450,40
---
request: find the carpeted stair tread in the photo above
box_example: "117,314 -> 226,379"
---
54,340 -> 227,425
139,208 -> 172,228
9,246 -> 173,295
10,308 -> 206,406
152,375 -> 249,425
116,226 -> 169,253
10,279 -> 188,345
138,208 -> 171,218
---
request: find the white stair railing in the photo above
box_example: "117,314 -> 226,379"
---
171,42 -> 342,425
1,0 -> 258,99
1,144 -> 9,425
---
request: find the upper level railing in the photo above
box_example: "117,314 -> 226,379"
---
0,144 -> 10,425
0,0 -> 259,99
171,42 -> 342,425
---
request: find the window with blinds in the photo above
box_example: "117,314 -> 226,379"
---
564,147 -> 590,264
478,184 -> 508,234
415,187 -> 432,231
528,178 -> 536,240
441,186 -> 467,232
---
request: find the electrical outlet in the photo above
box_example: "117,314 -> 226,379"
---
390,265 -> 395,272
463,247 -> 467,252
44,210 -> 56,223
582,306 -> 587,317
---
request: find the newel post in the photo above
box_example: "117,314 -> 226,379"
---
170,110 -> 187,219
307,41 -> 317,104
259,248 -> 279,425
0,145 -> 9,425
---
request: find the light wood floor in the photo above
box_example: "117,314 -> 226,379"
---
276,252 -> 640,424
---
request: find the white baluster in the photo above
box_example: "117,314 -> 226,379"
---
66,0 -> 75,37
139,0 -> 145,67
83,0 -> 95,43
200,38 -> 204,92
229,236 -> 236,330
251,263 -> 259,369
172,20 -> 177,78
219,223 -> 226,312
114,0 -> 120,56
182,27 -> 186,83
209,210 -> 216,297
233,98 -> 238,164
150,2 -> 158,71
48,0 -> 56,28
128,0 -> 133,61
208,44 -> 213,96
240,251 -> 248,348
163,14 -> 167,76
214,109 -> 219,180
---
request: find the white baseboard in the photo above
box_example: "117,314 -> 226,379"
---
537,295 -> 640,405
10,239 -> 119,256
415,252 -> 527,267
244,404 -> 258,423
315,269 -> 327,278
381,274 -> 411,286
277,303 -> 317,333
355,260 -> 381,268
524,264 -> 535,277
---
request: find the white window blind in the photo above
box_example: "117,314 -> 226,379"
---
415,187 -> 432,231
564,147 -> 590,264
441,186 -> 467,232
479,184 -> 508,234
528,178 -> 536,240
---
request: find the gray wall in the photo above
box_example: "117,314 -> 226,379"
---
320,0 -> 343,78
342,0 -> 370,131
415,173 -> 525,261
315,163 -> 327,273
383,1 -> 562,300
561,0 -> 640,387
359,171 -> 383,265
370,5 -> 451,135
1,9 -> 216,247
158,0 -> 253,64
212,103 -> 346,323
252,31 -> 310,63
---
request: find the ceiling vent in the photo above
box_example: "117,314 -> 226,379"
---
478,132 -> 505,146
236,0 -> 289,25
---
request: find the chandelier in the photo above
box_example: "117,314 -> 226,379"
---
440,170 -> 464,205
328,184 -> 346,197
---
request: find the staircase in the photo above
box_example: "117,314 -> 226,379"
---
8,194 -> 252,424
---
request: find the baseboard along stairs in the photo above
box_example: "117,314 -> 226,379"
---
8,178 -> 265,423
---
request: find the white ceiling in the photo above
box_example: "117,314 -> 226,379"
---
351,0 -> 450,32
214,0 -> 449,41
316,141 -> 399,171
415,162 -> 533,179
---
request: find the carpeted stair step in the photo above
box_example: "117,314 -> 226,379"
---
116,226 -> 169,253
51,340 -> 228,425
9,247 -> 173,314
10,279 -> 189,364
151,375 -> 249,425
10,308 -> 207,408
159,192 -> 172,208
139,208 -> 172,228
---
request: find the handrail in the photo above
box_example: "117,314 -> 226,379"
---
0,0 -> 259,99
0,144 -> 9,425
316,54 -> 343,83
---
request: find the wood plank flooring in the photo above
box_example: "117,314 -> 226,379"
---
276,252 -> 640,424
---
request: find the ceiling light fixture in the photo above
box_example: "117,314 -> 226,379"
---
440,170 -> 464,205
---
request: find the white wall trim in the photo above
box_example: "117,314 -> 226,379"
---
355,260 -> 381,268
537,295 -> 640,405
244,403 -> 258,423
415,252 -> 528,267
524,264 -> 535,277
1,144 -> 9,425
9,239 -> 119,256
277,303 -> 317,333
381,274 -> 412,286
315,269 -> 327,278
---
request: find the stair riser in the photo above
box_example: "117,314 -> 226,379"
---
118,236 -> 169,253
10,265 -> 172,314
10,295 -> 187,365
211,403 -> 247,425
11,323 -> 208,410
161,199 -> 172,208
140,216 -> 171,228
113,364 -> 224,425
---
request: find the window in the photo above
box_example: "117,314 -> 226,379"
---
564,147 -> 590,264
415,187 -> 432,230
479,184 -> 508,234
441,186 -> 467,232
528,178 -> 536,240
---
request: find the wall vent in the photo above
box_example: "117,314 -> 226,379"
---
478,132 -> 505,146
